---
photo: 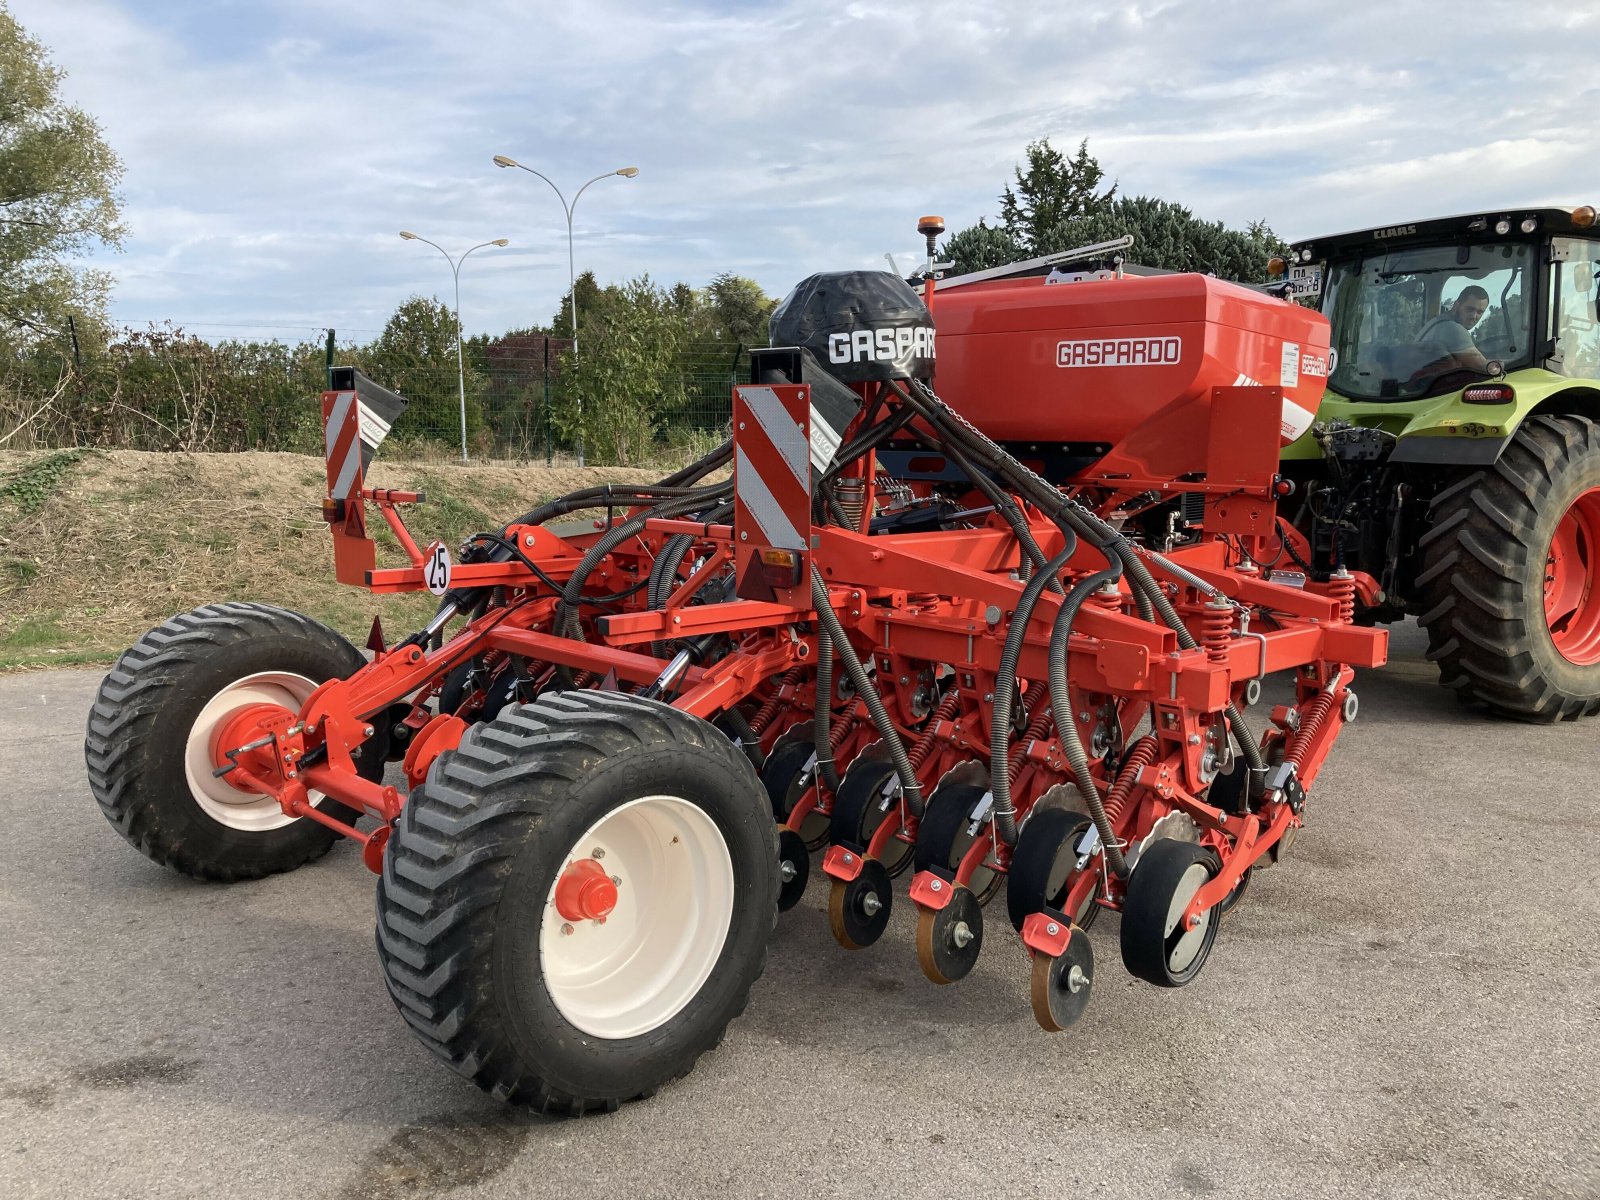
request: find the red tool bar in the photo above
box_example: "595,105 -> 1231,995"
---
484,627 -> 707,687
598,598 -> 809,644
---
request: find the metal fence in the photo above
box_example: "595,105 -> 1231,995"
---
357,363 -> 740,465
0,339 -> 747,467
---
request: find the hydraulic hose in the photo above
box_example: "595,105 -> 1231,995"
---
1046,565 -> 1130,877
656,437 -> 733,488
554,486 -> 731,642
812,624 -> 841,792
897,378 -> 1265,773
810,565 -> 923,816
988,548 -> 1073,845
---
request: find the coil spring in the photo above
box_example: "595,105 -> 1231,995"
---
908,689 -> 962,772
1328,570 -> 1356,624
1104,735 -> 1158,827
1286,691 -> 1337,773
1007,681 -> 1051,784
1091,582 -> 1123,612
834,478 -> 867,530
830,707 -> 854,751
1199,599 -> 1233,664
748,670 -> 799,736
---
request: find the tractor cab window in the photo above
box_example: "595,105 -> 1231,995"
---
1549,238 -> 1600,379
1322,242 -> 1534,401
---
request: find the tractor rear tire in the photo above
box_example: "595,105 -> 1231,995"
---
375,691 -> 777,1113
1417,415 -> 1600,721
84,603 -> 377,881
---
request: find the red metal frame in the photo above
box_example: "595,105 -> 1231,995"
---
211,282 -> 1387,1027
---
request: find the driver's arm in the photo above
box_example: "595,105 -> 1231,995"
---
1453,342 -> 1489,372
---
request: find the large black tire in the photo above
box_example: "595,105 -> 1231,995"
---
376,692 -> 778,1113
1417,415 -> 1600,721
84,603 -> 378,882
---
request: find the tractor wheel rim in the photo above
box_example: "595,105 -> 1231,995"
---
1544,487 -> 1600,666
540,794 -> 735,1040
184,671 -> 318,832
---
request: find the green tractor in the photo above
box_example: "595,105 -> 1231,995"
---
1278,205 -> 1600,721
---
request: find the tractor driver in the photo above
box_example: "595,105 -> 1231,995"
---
1416,285 -> 1490,372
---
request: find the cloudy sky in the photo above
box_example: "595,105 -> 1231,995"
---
14,0 -> 1599,346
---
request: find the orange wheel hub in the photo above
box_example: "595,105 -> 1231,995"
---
554,858 -> 619,922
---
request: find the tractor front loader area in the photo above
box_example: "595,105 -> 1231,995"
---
85,262 -> 1385,1113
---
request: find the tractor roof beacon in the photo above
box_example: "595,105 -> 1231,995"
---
1276,205 -> 1600,721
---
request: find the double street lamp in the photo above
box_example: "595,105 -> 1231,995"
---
493,156 -> 639,466
398,231 -> 509,462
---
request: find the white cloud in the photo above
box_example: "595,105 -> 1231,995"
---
10,0 -> 1599,341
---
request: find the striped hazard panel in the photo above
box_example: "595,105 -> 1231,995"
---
321,368 -> 409,586
323,370 -> 408,501
733,383 -> 813,602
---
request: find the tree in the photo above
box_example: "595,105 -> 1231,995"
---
555,276 -> 687,465
1041,197 -> 1290,281
997,138 -> 1116,253
703,272 -> 774,346
0,8 -> 124,342
362,296 -> 487,444
943,139 -> 1288,283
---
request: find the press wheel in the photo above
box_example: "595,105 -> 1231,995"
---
1119,839 -> 1222,988
776,826 -> 810,913
827,857 -> 892,950
915,885 -> 983,985
1030,926 -> 1095,1032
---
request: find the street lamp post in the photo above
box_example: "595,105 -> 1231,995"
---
398,231 -> 510,462
492,156 -> 638,466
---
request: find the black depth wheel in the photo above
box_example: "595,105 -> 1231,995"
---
915,885 -> 983,985
776,826 -> 810,913
84,602 -> 379,882
1006,807 -> 1101,933
1119,839 -> 1222,988
376,692 -> 778,1113
761,739 -> 830,850
1030,927 -> 1095,1032
830,758 -> 915,877
913,782 -> 1002,905
1215,865 -> 1252,915
827,857 -> 892,950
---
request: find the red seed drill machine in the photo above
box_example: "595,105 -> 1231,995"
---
86,220 -> 1385,1112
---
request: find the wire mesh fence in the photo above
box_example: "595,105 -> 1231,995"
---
0,337 -> 746,467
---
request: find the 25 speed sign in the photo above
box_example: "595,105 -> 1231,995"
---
423,540 -> 452,596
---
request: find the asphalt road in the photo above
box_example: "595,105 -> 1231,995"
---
1,621 -> 1596,1200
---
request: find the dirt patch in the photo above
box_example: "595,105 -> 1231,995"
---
0,449 -> 678,667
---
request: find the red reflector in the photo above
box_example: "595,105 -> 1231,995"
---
321,498 -> 345,522
757,547 -> 803,588
1462,385 -> 1514,404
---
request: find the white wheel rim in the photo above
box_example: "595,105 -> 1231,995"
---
1163,861 -> 1213,975
540,795 -> 735,1040
183,671 -> 318,833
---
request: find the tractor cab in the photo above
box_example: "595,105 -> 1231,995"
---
1284,206 -> 1600,406
1273,205 -> 1600,722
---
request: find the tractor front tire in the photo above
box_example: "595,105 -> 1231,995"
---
376,692 -> 778,1113
84,603 -> 377,881
1418,415 -> 1600,721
